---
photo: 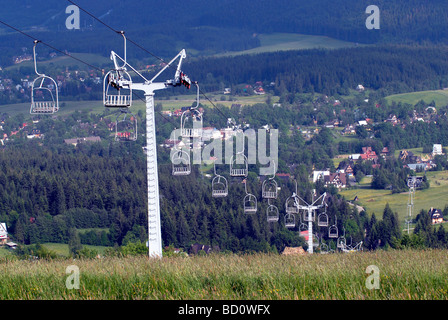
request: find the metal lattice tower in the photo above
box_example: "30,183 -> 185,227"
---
406,177 -> 416,235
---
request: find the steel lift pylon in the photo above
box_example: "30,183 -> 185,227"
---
105,32 -> 191,258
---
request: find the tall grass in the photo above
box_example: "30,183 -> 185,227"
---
0,249 -> 447,299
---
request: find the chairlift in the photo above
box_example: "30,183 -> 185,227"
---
115,109 -> 138,142
103,69 -> 132,108
337,227 -> 347,249
180,83 -> 202,138
212,162 -> 228,197
337,236 -> 347,249
212,175 -> 228,197
30,40 -> 58,114
243,179 -> 257,214
298,214 -> 308,231
320,242 -> 330,254
171,148 -> 191,176
262,160 -> 277,199
284,213 -> 296,228
317,212 -> 329,227
230,153 -> 248,177
285,195 -> 299,214
244,194 -> 257,214
285,181 -> 299,213
328,225 -> 338,238
229,128 -> 249,177
266,202 -> 279,223
103,32 -> 132,108
302,209 -> 315,222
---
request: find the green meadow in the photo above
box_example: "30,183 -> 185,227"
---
217,33 -> 362,57
385,90 -> 448,108
340,170 -> 448,230
0,249 -> 446,299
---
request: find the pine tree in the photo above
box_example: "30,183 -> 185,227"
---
68,228 -> 82,257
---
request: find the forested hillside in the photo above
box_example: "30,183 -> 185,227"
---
184,45 -> 448,97
1,45 -> 447,105
0,0 -> 447,66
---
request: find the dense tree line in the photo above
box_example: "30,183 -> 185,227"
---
184,45 -> 448,97
2,44 -> 448,105
0,139 -> 367,253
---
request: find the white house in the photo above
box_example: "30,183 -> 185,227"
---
358,120 -> 368,126
433,144 -> 443,156
312,170 -> 330,183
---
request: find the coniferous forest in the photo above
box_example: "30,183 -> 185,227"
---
0,0 -> 447,257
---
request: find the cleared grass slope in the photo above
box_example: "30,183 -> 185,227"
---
0,249 -> 446,300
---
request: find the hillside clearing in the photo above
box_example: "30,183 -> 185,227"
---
339,170 -> 448,225
216,33 -> 362,57
385,90 -> 448,108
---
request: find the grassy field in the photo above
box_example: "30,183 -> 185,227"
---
41,243 -> 109,257
385,90 -> 448,108
0,249 -> 446,299
216,33 -> 362,57
340,170 -> 448,229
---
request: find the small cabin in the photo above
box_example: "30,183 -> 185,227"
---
429,208 -> 443,225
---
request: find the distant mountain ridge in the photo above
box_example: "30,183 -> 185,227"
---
0,0 -> 446,66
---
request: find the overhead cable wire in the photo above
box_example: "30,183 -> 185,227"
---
66,0 -> 236,124
0,18 -> 176,125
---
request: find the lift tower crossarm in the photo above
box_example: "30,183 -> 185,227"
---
294,192 -> 327,254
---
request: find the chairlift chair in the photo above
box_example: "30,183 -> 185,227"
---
317,212 -> 329,227
243,180 -> 257,214
180,83 -> 202,138
284,213 -> 296,228
115,110 -> 138,142
328,224 -> 338,238
103,32 -> 132,108
171,149 -> 191,176
244,194 -> 257,214
103,69 -> 132,108
181,108 -> 203,138
212,175 -> 228,197
285,195 -> 299,213
298,214 -> 308,231
285,181 -> 299,213
230,153 -> 249,177
266,203 -> 279,222
320,242 -> 329,254
302,209 -> 315,222
262,179 -> 278,199
30,40 -> 59,114
337,236 -> 346,249
262,160 -> 277,199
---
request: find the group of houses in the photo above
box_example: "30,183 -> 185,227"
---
400,144 -> 443,172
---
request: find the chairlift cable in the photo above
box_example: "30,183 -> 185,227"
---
0,19 -> 177,125
65,0 -> 236,123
